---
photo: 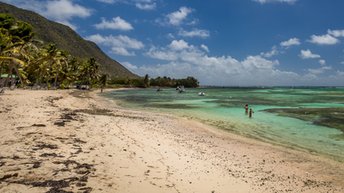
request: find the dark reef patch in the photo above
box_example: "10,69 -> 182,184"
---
264,108 -> 344,132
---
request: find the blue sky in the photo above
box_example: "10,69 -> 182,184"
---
2,0 -> 344,86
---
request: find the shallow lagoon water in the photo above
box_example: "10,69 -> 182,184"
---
104,87 -> 344,161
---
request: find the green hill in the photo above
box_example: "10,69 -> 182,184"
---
0,2 -> 137,78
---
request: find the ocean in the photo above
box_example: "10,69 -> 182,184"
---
103,87 -> 344,161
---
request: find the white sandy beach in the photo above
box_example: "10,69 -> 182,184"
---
0,89 -> 343,193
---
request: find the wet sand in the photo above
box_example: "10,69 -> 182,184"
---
0,89 -> 343,193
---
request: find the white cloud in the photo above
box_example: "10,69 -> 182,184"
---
328,29 -> 344,38
167,7 -> 193,26
122,61 -> 139,70
96,0 -> 157,10
300,49 -> 321,59
308,29 -> 344,46
178,29 -> 210,38
135,2 -> 156,10
142,40 -> 306,86
307,66 -> 332,75
253,0 -> 297,4
111,47 -> 134,56
146,47 -> 179,61
130,39 -> 343,86
201,44 -> 209,53
86,34 -> 144,56
94,17 -> 133,31
280,38 -> 300,47
46,1 -> 90,18
1,0 -> 92,30
309,34 -> 339,45
261,46 -> 279,58
96,0 -> 116,3
166,33 -> 175,39
169,40 -> 191,50
319,59 -> 326,66
242,55 -> 279,70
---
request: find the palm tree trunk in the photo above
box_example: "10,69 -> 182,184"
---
13,64 -> 23,87
54,73 -> 58,88
5,64 -> 13,87
0,57 -> 25,87
0,63 -> 3,88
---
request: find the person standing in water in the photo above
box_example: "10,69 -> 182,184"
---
244,104 -> 249,114
249,108 -> 254,118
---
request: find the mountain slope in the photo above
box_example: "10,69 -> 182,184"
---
0,2 -> 137,78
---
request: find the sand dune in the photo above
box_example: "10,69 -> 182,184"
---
0,89 -> 343,193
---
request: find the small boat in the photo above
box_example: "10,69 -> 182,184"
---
198,92 -> 205,96
177,86 -> 185,93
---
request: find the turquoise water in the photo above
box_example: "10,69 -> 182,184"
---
104,87 -> 344,161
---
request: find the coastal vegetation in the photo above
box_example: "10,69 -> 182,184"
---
107,75 -> 199,88
0,14 -> 199,89
0,2 -> 136,78
0,13 -> 102,89
149,76 -> 199,88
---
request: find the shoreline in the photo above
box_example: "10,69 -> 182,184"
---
102,88 -> 344,163
1,89 -> 343,192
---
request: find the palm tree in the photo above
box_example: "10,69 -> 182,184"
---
79,57 -> 100,87
52,50 -> 69,88
34,44 -> 69,88
143,74 -> 150,88
0,13 -> 35,87
0,14 -> 104,90
59,56 -> 79,88
99,74 -> 107,92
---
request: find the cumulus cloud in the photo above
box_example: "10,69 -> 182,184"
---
307,66 -> 332,75
178,29 -> 210,38
96,0 -> 116,3
45,0 -> 91,20
86,34 -> 144,56
260,38 -> 300,58
166,7 -> 193,26
126,39 -> 342,86
328,29 -> 344,38
300,49 -> 321,59
308,29 -> 344,45
280,38 -> 300,47
1,0 -> 92,30
309,34 -> 339,45
135,2 -> 156,10
253,0 -> 297,4
122,61 -> 139,70
169,40 -> 191,50
141,39 -> 309,86
319,59 -> 326,65
201,44 -> 209,53
261,46 -> 279,58
96,0 -> 157,10
94,17 -> 133,31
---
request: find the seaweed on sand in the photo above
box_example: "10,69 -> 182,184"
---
14,178 -> 74,193
54,111 -> 78,127
74,108 -> 113,116
5,160 -> 95,193
33,142 -> 58,150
